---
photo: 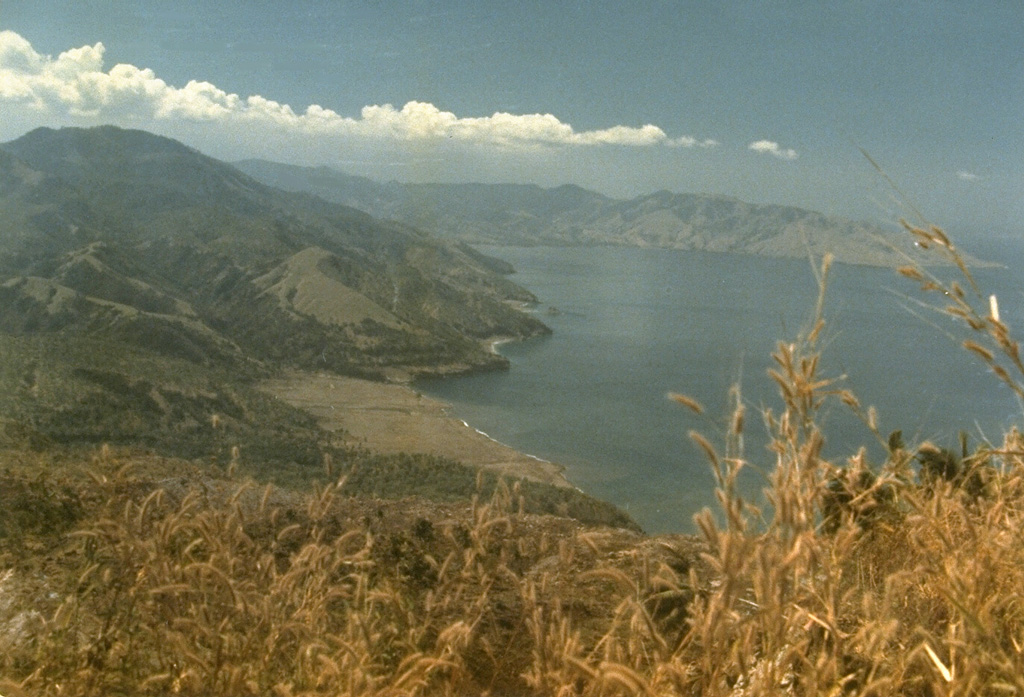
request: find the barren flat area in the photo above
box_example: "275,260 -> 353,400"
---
261,371 -> 572,488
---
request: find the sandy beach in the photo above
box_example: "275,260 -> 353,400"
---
260,371 -> 572,488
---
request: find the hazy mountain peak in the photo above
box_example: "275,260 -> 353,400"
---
9,124 -> 199,157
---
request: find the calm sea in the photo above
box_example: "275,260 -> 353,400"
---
418,241 -> 1024,534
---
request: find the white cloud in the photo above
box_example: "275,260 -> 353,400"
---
748,139 -> 798,160
0,31 -> 714,150
668,136 -> 719,148
957,170 -> 980,181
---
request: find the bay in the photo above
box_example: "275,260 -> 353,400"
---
418,243 -> 1024,534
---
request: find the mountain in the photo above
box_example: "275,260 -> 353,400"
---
235,159 -> 937,267
0,126 -> 549,380
0,123 -> 579,502
0,126 -> 642,534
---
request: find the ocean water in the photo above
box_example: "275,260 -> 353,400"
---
418,242 -> 1024,534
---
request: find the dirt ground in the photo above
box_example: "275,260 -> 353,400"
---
260,371 -> 573,488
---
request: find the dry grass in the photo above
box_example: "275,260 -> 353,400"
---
3,220 -> 1024,695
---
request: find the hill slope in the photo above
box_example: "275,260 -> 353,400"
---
0,126 -> 549,380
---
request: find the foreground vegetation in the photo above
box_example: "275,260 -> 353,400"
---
2,221 -> 1023,696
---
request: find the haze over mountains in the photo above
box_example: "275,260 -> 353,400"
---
0,126 -> 548,381
236,159 -> 923,267
0,123 -> 981,475
1,123 -> 943,407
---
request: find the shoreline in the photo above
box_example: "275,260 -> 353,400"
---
260,370 -> 573,489
454,417 -> 561,468
488,336 -> 516,354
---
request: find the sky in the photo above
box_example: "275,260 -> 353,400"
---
1,1 -> 1021,235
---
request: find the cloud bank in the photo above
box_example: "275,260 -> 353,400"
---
749,140 -> 798,160
957,170 -> 980,181
0,31 -> 713,150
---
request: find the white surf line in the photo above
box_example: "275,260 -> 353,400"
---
488,337 -> 514,354
458,419 -> 554,464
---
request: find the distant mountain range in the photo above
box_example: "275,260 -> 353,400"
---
235,159 -> 936,267
0,126 -> 548,381
0,125 -> 987,464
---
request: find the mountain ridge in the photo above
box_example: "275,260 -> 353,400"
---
235,158 -> 962,267
0,126 -> 551,382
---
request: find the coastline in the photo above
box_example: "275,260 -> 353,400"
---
260,370 -> 573,489
488,336 -> 516,354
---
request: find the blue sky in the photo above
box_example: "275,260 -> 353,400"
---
1,1 -> 1021,234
